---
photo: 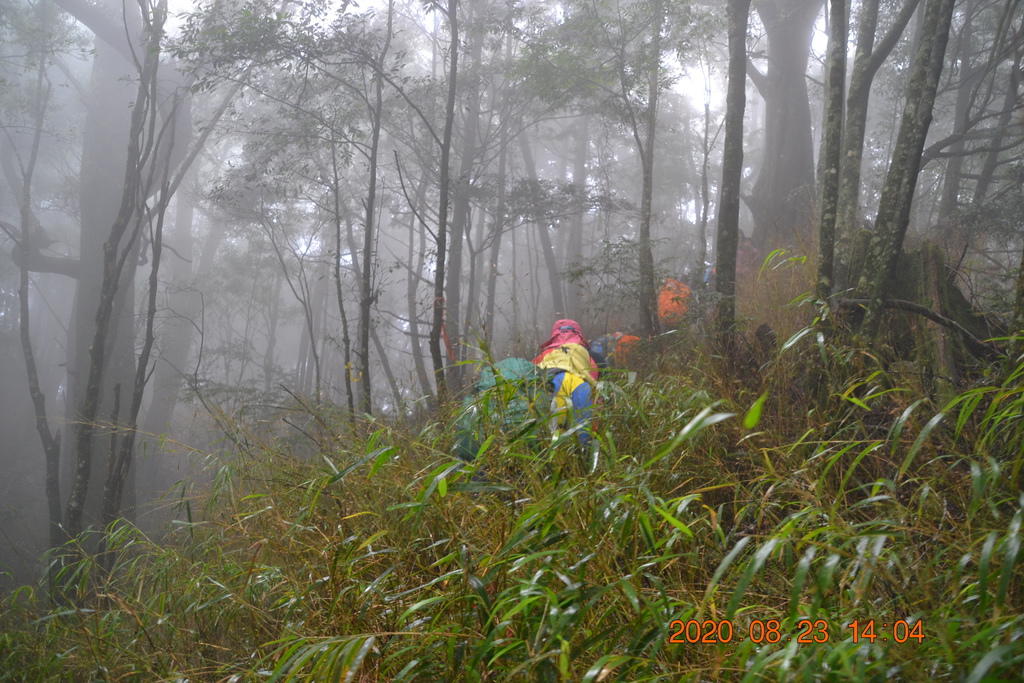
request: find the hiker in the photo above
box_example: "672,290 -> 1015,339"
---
590,331 -> 641,369
703,262 -> 716,289
533,319 -> 599,380
658,276 -> 691,330
589,332 -> 620,373
533,319 -> 598,446
454,358 -> 546,462
615,334 -> 640,366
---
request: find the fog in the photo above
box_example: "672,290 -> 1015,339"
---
2,0 -> 1022,589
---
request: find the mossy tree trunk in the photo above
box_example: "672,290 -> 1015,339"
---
853,0 -> 956,340
847,238 -> 994,397
816,0 -> 847,301
915,244 -> 959,400
834,0 -> 922,291
1012,242 -> 1024,361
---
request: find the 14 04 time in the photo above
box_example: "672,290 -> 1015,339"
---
847,619 -> 925,643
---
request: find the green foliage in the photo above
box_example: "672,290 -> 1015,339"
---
516,0 -> 712,122
567,237 -> 676,330
5,343 -> 1024,681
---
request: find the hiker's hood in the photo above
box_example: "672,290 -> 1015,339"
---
539,319 -> 588,351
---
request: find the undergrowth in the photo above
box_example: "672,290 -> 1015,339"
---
3,331 -> 1024,682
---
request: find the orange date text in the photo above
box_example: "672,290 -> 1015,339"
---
668,618 -> 831,644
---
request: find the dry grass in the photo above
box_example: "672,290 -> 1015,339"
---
4,303 -> 1024,681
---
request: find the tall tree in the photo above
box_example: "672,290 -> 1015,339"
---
519,136 -> 568,318
442,0 -> 483,382
8,0 -> 65,555
936,0 -> 979,224
636,0 -> 665,337
833,0 -> 922,291
355,0 -> 394,414
429,0 -> 459,401
745,0 -> 822,253
971,45 -> 1023,204
816,0 -> 847,301
853,0 -> 957,339
716,0 -> 753,337
65,0 -> 170,538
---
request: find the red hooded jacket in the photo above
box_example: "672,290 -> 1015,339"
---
532,319 -> 599,381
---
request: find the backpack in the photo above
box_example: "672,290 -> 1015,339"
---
590,332 -> 641,367
535,343 -> 596,386
590,333 -> 623,359
454,358 -> 546,461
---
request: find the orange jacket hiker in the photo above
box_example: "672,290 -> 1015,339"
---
658,278 -> 691,328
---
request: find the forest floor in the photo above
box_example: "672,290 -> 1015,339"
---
3,274 -> 1024,681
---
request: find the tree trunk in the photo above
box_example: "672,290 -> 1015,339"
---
138,184 -> 195,498
295,307 -> 312,394
264,273 -> 284,396
716,0 -> 752,337
330,148 -> 356,416
1011,238 -> 1024,361
746,0 -> 822,253
484,105 -> 511,342
936,0 -> 978,224
846,243 -> 989,394
972,49 -> 1023,204
14,7 -> 64,553
816,0 -> 847,300
526,218 -> 542,324
519,136 -> 567,317
356,0 -> 394,415
834,0 -> 921,290
405,177 -> 434,400
463,209 -> 482,344
65,11 -> 160,538
567,116 -> 588,320
696,52 -> 714,280
103,165 -> 171,531
371,326 -> 403,413
854,0 -> 957,339
430,0 -> 459,402
636,0 -> 664,338
443,1 -> 483,386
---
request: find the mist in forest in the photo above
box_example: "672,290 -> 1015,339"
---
1,0 -> 1022,593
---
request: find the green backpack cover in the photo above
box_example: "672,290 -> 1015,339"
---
454,358 -> 546,461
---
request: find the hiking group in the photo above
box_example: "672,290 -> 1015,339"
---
455,319 -> 601,462
455,289 -> 693,462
